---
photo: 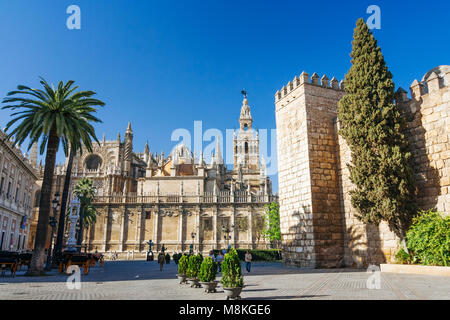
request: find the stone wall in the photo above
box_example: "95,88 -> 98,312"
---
275,72 -> 346,267
398,67 -> 450,214
275,66 -> 450,268
84,202 -> 270,254
336,122 -> 399,267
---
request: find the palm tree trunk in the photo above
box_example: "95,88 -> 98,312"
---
54,149 -> 74,256
27,127 -> 59,275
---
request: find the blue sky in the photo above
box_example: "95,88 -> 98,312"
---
1,0 -> 449,192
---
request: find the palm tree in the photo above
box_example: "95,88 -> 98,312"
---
2,78 -> 105,275
73,178 -> 96,251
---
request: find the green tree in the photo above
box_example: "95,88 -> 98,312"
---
337,19 -> 416,237
220,248 -> 243,288
73,178 -> 97,250
2,78 -> 104,275
263,202 -> 281,247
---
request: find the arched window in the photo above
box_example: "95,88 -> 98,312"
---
245,142 -> 249,154
85,154 -> 102,170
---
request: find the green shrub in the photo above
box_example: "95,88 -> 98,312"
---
198,256 -> 218,282
395,248 -> 412,264
173,253 -> 181,264
212,249 -> 282,262
405,209 -> 449,266
178,255 -> 188,275
186,254 -> 203,279
220,248 -> 243,288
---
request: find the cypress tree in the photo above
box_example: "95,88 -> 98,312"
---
337,18 -> 416,237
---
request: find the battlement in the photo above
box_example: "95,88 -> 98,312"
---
407,65 -> 450,100
275,71 -> 345,103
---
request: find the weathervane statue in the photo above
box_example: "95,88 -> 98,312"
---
241,89 -> 247,98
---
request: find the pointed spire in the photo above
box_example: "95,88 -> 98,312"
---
117,132 -> 121,142
144,140 -> 149,154
239,91 -> 253,130
102,133 -> 106,145
30,142 -> 38,168
126,122 -> 132,133
214,138 -> 223,165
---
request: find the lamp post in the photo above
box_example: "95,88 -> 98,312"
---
45,192 -> 60,271
221,224 -> 234,250
190,231 -> 196,254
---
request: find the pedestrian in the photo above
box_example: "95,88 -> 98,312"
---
208,250 -> 216,261
216,251 -> 224,272
245,250 -> 252,273
158,252 -> 165,271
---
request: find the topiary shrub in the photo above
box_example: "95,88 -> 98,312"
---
178,255 -> 189,275
405,209 -> 449,266
220,248 -> 243,288
235,249 -> 282,262
173,253 -> 181,264
198,256 -> 218,282
186,254 -> 203,279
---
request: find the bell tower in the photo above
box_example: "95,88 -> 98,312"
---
233,91 -> 260,172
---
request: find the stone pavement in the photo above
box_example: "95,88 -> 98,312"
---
0,261 -> 449,300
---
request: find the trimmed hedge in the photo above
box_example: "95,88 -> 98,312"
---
212,249 -> 282,262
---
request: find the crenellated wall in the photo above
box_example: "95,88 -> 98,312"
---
276,65 -> 450,268
275,71 -> 346,268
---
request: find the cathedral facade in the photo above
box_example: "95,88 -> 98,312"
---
46,95 -> 276,256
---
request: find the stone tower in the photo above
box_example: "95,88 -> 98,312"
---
275,71 -> 346,268
29,142 -> 38,169
124,122 -> 133,175
233,93 -> 260,172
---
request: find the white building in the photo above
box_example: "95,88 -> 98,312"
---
0,130 -> 38,251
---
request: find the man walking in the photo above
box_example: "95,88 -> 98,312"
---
157,252 -> 165,271
245,250 -> 252,273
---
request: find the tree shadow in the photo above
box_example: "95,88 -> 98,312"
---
400,96 -> 440,215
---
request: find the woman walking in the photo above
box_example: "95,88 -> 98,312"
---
245,250 -> 252,273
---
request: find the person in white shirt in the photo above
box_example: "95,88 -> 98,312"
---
245,250 -> 252,273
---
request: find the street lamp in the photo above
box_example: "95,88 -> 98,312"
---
221,224 -> 234,250
45,192 -> 60,271
190,231 -> 196,254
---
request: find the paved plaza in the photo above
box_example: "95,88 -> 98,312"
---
0,261 -> 449,300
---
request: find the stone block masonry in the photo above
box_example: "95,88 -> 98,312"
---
275,65 -> 450,268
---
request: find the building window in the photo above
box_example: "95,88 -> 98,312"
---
15,187 -> 19,203
245,142 -> 249,154
7,181 -> 11,198
145,211 -> 151,219
85,154 -> 102,170
202,218 -> 213,231
0,177 -> 4,195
